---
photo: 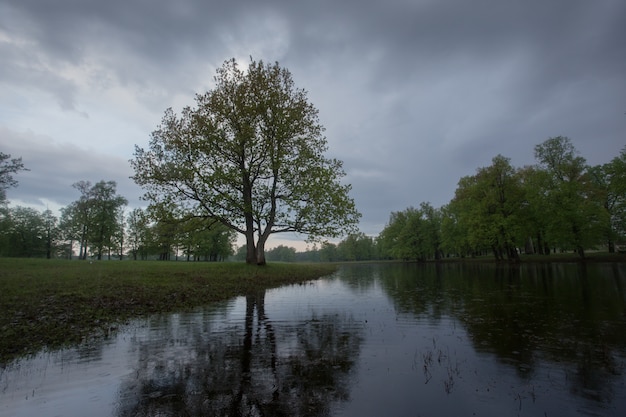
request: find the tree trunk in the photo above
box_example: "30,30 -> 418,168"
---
242,177 -> 257,264
256,237 -> 267,265
491,245 -> 502,261
245,229 -> 256,264
525,236 -> 535,255
507,244 -> 520,262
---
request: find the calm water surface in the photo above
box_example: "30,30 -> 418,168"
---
1,263 -> 626,416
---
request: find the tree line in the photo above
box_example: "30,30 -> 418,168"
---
287,137 -> 625,262
3,136 -> 623,262
0,170 -> 235,260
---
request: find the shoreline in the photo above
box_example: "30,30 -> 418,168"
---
0,259 -> 337,366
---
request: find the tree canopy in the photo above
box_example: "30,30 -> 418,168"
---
131,59 -> 360,264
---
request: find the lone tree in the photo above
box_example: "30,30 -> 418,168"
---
131,59 -> 360,264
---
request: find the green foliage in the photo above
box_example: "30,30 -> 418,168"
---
266,245 -> 297,262
337,232 -> 376,261
533,137 -> 606,257
131,58 -> 360,265
59,180 -> 127,260
318,241 -> 339,262
180,218 -> 236,261
384,138 -> 625,261
591,147 -> 626,251
0,152 -> 28,203
379,203 -> 442,261
0,206 -> 58,257
126,208 -> 150,260
447,155 -> 524,260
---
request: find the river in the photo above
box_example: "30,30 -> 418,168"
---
1,262 -> 625,416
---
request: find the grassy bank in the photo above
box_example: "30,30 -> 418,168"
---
0,258 -> 337,365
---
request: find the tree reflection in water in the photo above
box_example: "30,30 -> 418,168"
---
116,289 -> 363,417
377,262 -> 626,408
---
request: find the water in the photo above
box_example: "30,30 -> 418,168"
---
2,262 -> 626,416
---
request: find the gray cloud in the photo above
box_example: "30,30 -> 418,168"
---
1,0 -> 624,240
0,128 -> 144,210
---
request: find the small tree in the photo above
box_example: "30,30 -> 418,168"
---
127,208 -> 150,260
132,59 -> 360,265
0,152 -> 28,204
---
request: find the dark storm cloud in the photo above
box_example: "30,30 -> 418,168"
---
1,0 -> 624,239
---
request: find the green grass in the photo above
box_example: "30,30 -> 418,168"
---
0,258 -> 337,365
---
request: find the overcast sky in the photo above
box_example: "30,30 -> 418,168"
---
1,0 -> 625,250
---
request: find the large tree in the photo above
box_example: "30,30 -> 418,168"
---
534,136 -> 604,258
132,59 -> 360,264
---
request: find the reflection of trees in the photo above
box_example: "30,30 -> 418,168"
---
376,262 -> 626,405
377,263 -> 463,320
336,263 -> 379,292
117,289 -> 362,417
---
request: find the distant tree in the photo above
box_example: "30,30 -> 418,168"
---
379,203 -> 442,261
62,180 -> 127,260
0,206 -> 50,257
534,136 -> 604,258
88,181 -> 127,260
266,245 -> 297,262
0,152 -> 28,204
318,241 -> 339,262
588,147 -> 626,251
149,214 -> 181,261
233,245 -> 247,261
112,209 -> 126,260
518,165 -> 553,255
337,232 -> 375,261
42,209 -> 59,259
59,205 -> 79,259
378,208 -> 413,260
440,201 -> 473,257
131,58 -> 360,265
471,155 -> 524,261
609,147 -> 626,243
417,202 -> 443,260
127,208 -> 150,260
181,217 -> 235,261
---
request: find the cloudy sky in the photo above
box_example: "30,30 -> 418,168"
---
1,0 -> 625,250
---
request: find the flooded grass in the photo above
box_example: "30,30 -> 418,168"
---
0,258 -> 337,365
